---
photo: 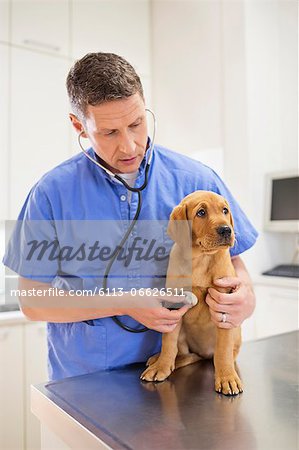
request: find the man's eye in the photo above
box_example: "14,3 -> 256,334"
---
130,122 -> 140,128
196,209 -> 206,217
223,207 -> 229,215
106,130 -> 116,136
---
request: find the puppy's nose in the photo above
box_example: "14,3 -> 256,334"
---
217,225 -> 232,237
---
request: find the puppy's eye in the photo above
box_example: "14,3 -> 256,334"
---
196,209 -> 206,217
223,207 -> 229,215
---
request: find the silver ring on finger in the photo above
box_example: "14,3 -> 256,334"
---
221,312 -> 227,323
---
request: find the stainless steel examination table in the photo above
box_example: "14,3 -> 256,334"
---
32,331 -> 298,450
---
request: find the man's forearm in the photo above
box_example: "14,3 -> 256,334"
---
22,305 -> 125,323
17,276 -> 186,323
20,291 -> 127,322
17,276 -> 137,322
231,255 -> 254,290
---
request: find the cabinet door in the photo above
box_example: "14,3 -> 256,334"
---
10,48 -> 71,218
241,313 -> 257,342
71,0 -> 151,76
0,0 -> 10,42
24,322 -> 48,450
0,325 -> 24,450
254,286 -> 298,339
11,0 -> 69,57
0,44 -> 9,220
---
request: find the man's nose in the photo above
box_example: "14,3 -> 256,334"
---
118,133 -> 135,155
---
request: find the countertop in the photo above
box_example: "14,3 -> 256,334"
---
0,296 -> 27,325
32,331 -> 298,450
252,274 -> 298,288
0,292 -> 25,325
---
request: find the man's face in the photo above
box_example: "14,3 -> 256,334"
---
70,93 -> 148,174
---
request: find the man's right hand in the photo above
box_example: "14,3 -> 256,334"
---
124,304 -> 192,333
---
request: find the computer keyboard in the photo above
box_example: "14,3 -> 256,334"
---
262,264 -> 299,279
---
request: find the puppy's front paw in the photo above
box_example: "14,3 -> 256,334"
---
215,370 -> 243,396
140,360 -> 174,382
146,352 -> 160,366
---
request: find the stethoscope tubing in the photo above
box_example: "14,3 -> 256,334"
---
78,108 -> 157,332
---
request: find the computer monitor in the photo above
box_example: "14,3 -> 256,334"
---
264,170 -> 299,233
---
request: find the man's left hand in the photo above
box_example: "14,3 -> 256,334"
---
205,277 -> 256,329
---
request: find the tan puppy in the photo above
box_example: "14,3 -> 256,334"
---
141,191 -> 243,395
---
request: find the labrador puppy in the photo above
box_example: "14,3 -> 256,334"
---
141,191 -> 243,395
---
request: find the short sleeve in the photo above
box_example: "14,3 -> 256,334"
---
205,168 -> 258,257
3,184 -> 60,283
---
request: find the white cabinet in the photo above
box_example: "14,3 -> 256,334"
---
0,319 -> 48,450
11,0 -> 70,57
0,0 -> 10,42
10,47 -> 71,218
251,276 -> 298,340
242,277 -> 298,342
71,0 -> 151,75
25,322 -> 48,450
0,44 -> 9,220
240,312 -> 257,342
254,285 -> 298,339
0,324 -> 24,450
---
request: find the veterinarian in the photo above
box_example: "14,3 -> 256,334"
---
3,53 -> 258,381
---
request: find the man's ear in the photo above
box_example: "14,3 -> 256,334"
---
69,113 -> 88,138
167,203 -> 192,249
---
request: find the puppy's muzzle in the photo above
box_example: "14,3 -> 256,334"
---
217,225 -> 231,237
217,225 -> 232,244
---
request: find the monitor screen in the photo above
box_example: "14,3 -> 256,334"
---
271,177 -> 299,221
264,171 -> 299,232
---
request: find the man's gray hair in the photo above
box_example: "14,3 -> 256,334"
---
66,52 -> 144,119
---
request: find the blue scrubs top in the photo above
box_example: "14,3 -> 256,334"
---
3,142 -> 258,380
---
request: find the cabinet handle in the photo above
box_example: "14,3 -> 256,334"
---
0,330 -> 9,341
23,39 -> 60,52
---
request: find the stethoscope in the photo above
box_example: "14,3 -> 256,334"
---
78,108 -> 156,333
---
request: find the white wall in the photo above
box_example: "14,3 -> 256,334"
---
151,0 -> 223,153
223,0 -> 298,275
151,0 -> 298,277
243,0 -> 298,275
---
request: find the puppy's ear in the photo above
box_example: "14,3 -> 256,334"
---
167,203 -> 192,249
171,203 -> 188,220
229,209 -> 234,229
